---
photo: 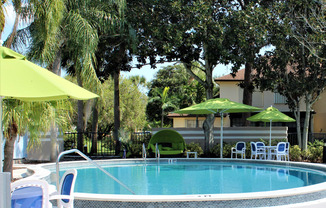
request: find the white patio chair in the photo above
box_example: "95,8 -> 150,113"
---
11,169 -> 77,208
250,142 -> 266,160
11,179 -> 52,208
285,142 -> 290,161
270,142 -> 287,161
231,142 -> 246,159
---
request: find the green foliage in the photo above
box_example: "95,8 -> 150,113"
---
147,64 -> 209,127
185,142 -> 203,157
210,143 -> 233,158
72,76 -> 147,132
307,140 -> 323,163
122,142 -> 143,158
290,145 -> 302,161
289,141 -> 323,162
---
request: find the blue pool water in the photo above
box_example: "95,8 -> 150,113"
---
65,161 -> 326,195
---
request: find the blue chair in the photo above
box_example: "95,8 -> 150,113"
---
50,169 -> 77,208
231,142 -> 246,159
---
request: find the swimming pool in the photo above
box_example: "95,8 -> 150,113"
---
35,158 -> 326,208
71,161 -> 326,195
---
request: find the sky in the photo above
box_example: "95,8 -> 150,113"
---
2,3 -> 232,82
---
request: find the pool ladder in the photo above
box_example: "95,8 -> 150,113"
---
155,143 -> 160,161
142,143 -> 147,161
56,149 -> 136,195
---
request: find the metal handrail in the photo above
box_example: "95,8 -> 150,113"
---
56,149 -> 135,195
155,143 -> 160,160
142,143 -> 147,160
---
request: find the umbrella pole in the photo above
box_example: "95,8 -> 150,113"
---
0,97 -> 3,172
269,120 -> 272,146
220,112 -> 223,158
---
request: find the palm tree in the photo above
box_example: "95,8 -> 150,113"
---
2,100 -> 72,176
0,0 -> 7,38
149,87 -> 178,128
26,0 -> 125,154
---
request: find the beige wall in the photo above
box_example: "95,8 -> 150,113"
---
313,92 -> 326,133
217,81 -> 307,111
173,116 -> 230,128
217,79 -> 326,133
218,81 -> 242,103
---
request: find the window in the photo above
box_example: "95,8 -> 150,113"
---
186,120 -> 204,128
274,93 -> 287,104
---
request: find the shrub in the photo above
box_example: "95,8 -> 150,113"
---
186,142 -> 204,157
211,142 -> 238,158
290,145 -> 302,161
308,140 -> 323,163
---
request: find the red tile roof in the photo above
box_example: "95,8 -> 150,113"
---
214,69 -> 245,81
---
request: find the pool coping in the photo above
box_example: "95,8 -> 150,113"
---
29,158 -> 326,203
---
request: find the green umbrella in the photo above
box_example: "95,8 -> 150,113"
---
247,106 -> 295,146
0,46 -> 99,172
174,98 -> 262,158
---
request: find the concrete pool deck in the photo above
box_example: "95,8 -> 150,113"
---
13,160 -> 326,208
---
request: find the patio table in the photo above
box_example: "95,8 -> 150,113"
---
265,146 -> 277,160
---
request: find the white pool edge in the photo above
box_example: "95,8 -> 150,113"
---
28,158 -> 326,202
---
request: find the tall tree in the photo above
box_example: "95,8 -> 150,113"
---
26,0 -> 125,154
254,0 -> 326,150
222,0 -> 272,126
129,0 -> 227,153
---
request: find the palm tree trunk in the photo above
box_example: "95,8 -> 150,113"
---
49,51 -> 62,161
114,70 -> 121,155
3,121 -> 18,178
91,102 -> 98,154
77,73 -> 84,152
50,121 -> 58,162
5,11 -> 19,48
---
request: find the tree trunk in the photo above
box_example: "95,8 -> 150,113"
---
114,70 -> 121,155
49,121 -> 58,162
203,62 -> 214,154
302,95 -> 312,151
52,50 -> 62,76
3,121 -> 18,178
161,108 -> 164,128
5,12 -> 19,48
242,62 -> 253,126
49,51 -> 62,161
91,102 -> 99,154
77,73 -> 84,152
293,104 -> 302,148
203,114 -> 215,154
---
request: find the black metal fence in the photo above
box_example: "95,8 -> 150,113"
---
288,133 -> 326,145
64,131 -> 152,157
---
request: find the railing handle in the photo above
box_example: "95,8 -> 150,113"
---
56,149 -> 135,195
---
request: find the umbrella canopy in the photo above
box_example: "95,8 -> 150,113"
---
174,98 -> 262,158
247,106 -> 295,145
0,46 -> 99,172
0,46 -> 98,101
